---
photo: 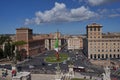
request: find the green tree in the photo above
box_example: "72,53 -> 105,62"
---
0,35 -> 11,45
4,42 -> 12,59
0,35 -> 13,60
13,41 -> 27,46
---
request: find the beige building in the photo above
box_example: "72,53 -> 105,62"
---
84,23 -> 120,59
67,36 -> 83,50
45,38 -> 62,50
45,32 -> 66,50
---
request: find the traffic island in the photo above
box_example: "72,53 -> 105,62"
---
45,53 -> 68,63
71,78 -> 87,80
45,53 -> 68,80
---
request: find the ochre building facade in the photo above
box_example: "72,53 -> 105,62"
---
84,23 -> 120,59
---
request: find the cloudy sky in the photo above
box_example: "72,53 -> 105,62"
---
0,0 -> 120,34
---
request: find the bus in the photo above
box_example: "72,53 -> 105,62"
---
73,66 -> 85,72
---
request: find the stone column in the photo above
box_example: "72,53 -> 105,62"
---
93,54 -> 95,59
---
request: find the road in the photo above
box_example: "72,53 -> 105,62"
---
0,50 -> 119,79
16,50 -> 103,77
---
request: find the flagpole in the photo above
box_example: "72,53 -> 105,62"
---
55,29 -> 59,61
55,29 -> 61,80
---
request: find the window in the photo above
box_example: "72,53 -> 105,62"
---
98,50 -> 100,52
94,54 -> 96,59
102,54 -> 104,58
102,50 -> 104,52
90,28 -> 92,31
110,54 -> 112,58
106,50 -> 108,52
94,28 -> 96,31
118,49 -> 119,52
114,49 -> 116,52
113,54 -> 116,58
110,49 -> 112,52
98,54 -> 100,58
90,54 -> 93,59
98,28 -> 100,31
106,54 -> 108,58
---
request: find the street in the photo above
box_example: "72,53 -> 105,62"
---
0,50 -> 120,79
17,50 -> 104,77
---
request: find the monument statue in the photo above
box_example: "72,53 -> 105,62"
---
102,66 -> 111,80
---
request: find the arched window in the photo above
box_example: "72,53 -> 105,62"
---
98,54 -> 100,58
117,54 -> 119,59
94,54 -> 96,59
110,54 -> 112,59
102,54 -> 104,59
106,54 -> 108,59
113,54 -> 116,58
118,49 -> 119,52
90,54 -> 93,59
114,49 -> 116,52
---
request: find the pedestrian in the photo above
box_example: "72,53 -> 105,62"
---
90,76 -> 92,79
5,69 -> 8,76
2,69 -> 6,78
84,76 -> 86,79
12,70 -> 16,77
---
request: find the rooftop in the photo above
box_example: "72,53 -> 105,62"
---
87,23 -> 102,28
16,27 -> 32,30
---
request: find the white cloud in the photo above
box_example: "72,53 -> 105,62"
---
109,14 -> 120,18
87,0 -> 120,6
25,18 -> 32,25
97,8 -> 120,19
70,6 -> 97,21
24,2 -> 98,25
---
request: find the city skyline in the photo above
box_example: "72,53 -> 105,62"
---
0,0 -> 120,34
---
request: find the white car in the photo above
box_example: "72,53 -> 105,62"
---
29,65 -> 34,69
48,64 -> 52,66
63,61 -> 66,64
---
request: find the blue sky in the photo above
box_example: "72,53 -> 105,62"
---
0,0 -> 120,34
